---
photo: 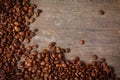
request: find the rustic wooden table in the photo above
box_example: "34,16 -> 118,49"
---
30,0 -> 120,77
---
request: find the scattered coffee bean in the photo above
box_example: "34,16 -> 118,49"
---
29,18 -> 35,23
99,58 -> 106,62
24,38 -> 30,43
33,28 -> 38,32
49,42 -> 56,47
26,46 -> 33,51
32,44 -> 38,49
65,48 -> 70,53
56,47 -> 62,53
80,40 -> 85,45
99,10 -> 105,15
92,55 -> 98,60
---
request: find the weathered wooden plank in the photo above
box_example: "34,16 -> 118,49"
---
31,0 -> 120,77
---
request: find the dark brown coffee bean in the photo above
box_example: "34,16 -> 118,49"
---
49,42 -> 56,47
33,28 -> 38,32
14,26 -> 20,32
99,58 -> 106,62
65,48 -> 70,53
31,50 -> 38,56
29,18 -> 35,23
26,46 -> 32,51
24,38 -> 30,43
99,10 -> 105,15
56,47 -> 61,53
40,61 -> 45,66
32,44 -> 38,49
92,55 -> 98,60
34,12 -> 39,17
80,40 -> 85,45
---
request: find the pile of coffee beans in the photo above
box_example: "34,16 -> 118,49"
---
0,0 -> 118,80
16,42 -> 116,80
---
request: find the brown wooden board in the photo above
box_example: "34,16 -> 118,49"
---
29,0 -> 120,77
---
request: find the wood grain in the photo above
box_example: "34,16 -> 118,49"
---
30,0 -> 120,77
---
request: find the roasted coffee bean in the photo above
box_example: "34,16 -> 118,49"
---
99,58 -> 106,62
80,40 -> 85,45
32,44 -> 38,49
56,47 -> 61,53
49,42 -> 56,47
34,12 -> 40,17
29,18 -> 35,23
99,10 -> 105,15
26,46 -> 33,51
31,50 -> 38,56
24,38 -> 30,43
65,48 -> 70,53
33,28 -> 39,32
92,55 -> 98,60
14,26 -> 20,32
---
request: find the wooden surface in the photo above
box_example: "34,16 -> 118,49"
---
30,0 -> 120,77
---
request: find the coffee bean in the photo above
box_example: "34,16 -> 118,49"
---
80,40 -> 85,45
14,26 -> 20,32
92,55 -> 98,60
99,10 -> 105,15
32,44 -> 38,49
65,48 -> 70,53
